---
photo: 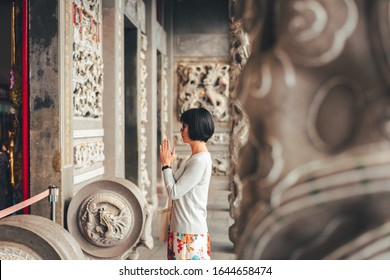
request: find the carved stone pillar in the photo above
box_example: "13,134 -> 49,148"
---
227,0 -> 251,245
235,0 -> 390,259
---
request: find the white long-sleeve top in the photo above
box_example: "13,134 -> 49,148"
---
162,152 -> 212,234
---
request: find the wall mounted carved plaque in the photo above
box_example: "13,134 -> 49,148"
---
177,63 -> 230,122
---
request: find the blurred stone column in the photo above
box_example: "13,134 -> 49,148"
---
235,0 -> 390,259
227,0 -> 251,245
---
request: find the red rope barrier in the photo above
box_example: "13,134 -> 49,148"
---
0,189 -> 49,219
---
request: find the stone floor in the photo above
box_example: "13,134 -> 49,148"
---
137,189 -> 237,260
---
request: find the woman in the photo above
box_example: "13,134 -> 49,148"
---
159,107 -> 215,260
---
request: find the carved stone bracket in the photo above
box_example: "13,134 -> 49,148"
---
123,0 -> 146,32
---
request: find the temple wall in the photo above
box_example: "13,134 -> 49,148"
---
29,0 -> 61,221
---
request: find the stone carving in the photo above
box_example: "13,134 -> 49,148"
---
67,178 -> 147,259
78,192 -> 132,247
278,0 -> 358,67
124,0 -> 138,21
72,0 -> 104,118
237,146 -> 390,259
234,0 -> 390,259
173,132 -> 230,146
72,0 -> 101,42
0,215 -> 85,260
138,203 -> 154,250
0,243 -> 42,260
174,153 -> 229,177
177,63 -> 230,122
324,221 -> 390,260
228,0 -> 251,244
212,154 -> 230,177
139,69 -> 148,123
74,139 -> 105,169
139,34 -> 151,194
306,76 -> 363,153
229,1 -> 250,83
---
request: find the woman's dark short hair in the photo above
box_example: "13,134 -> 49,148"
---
180,108 -> 215,142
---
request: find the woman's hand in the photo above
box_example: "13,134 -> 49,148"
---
160,138 -> 175,166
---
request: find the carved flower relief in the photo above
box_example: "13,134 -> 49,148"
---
78,192 -> 132,247
177,63 -> 230,122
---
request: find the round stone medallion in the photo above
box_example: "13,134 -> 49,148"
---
67,177 -> 146,259
78,191 -> 133,247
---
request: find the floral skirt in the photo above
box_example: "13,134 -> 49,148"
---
167,228 -> 211,260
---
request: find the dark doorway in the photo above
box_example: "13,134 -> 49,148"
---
0,0 -> 28,212
124,18 -> 138,185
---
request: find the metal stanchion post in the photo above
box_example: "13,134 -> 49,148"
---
48,185 -> 59,223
